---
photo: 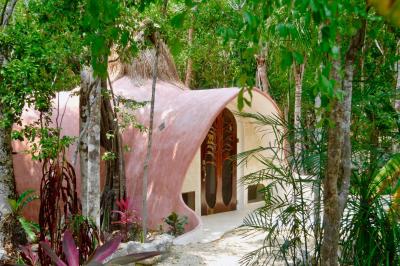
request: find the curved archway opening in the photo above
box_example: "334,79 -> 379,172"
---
201,108 -> 237,215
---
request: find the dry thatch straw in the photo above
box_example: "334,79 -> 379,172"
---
108,42 -> 183,87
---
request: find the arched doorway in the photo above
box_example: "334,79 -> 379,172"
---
201,108 -> 237,215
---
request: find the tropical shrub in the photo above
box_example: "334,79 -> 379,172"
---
341,154 -> 400,265
112,197 -> 142,241
237,112 -> 326,265
238,111 -> 400,265
164,212 -> 188,236
6,189 -> 39,242
0,189 -> 40,258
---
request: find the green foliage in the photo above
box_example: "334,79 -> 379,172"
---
7,189 -> 38,214
164,212 -> 188,236
341,157 -> 400,265
67,214 -> 100,262
373,153 -> 400,195
7,189 -> 39,242
237,112 -> 325,265
18,217 -> 40,243
102,151 -> 117,161
155,0 -> 246,88
0,0 -> 81,127
0,0 -> 399,264
12,125 -> 75,160
117,96 -> 148,133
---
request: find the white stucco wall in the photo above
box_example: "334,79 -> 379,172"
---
181,150 -> 201,216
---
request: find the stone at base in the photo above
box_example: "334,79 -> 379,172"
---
106,234 -> 174,265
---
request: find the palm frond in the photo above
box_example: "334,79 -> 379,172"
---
373,153 -> 400,195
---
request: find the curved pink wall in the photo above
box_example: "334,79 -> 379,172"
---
12,78 -> 281,232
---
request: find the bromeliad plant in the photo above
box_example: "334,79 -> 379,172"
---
112,197 -> 142,241
40,230 -> 160,266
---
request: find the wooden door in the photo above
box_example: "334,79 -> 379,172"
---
201,108 -> 237,215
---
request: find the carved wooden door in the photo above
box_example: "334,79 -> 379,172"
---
201,108 -> 237,215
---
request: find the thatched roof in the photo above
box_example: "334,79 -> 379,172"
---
108,42 -> 182,86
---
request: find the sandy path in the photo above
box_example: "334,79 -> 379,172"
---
156,228 -> 268,266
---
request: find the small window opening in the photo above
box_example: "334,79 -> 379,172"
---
248,184 -> 264,203
182,191 -> 195,211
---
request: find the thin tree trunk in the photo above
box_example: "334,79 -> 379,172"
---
80,68 -> 101,228
184,26 -> 194,88
142,34 -> 160,241
99,79 -> 126,231
100,91 -> 116,232
293,62 -> 305,161
338,62 -> 354,214
255,47 -> 270,93
107,77 -> 126,197
338,20 -> 366,215
79,71 -> 89,218
0,117 -> 15,247
321,57 -> 343,266
1,0 -> 18,26
313,92 -> 322,256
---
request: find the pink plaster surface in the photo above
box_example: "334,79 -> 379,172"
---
12,77 -> 280,233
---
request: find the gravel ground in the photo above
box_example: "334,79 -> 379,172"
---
156,228 -> 268,266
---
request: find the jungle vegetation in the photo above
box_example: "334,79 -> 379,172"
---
0,0 -> 399,265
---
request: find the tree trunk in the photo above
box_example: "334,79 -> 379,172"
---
100,86 -> 116,232
0,115 -> 15,248
79,71 -> 89,218
184,26 -> 194,88
338,20 -> 366,215
100,81 -> 126,231
80,68 -> 101,228
0,0 -> 18,252
293,62 -> 305,161
313,92 -> 322,254
1,0 -> 18,26
255,47 -> 270,93
321,57 -> 343,266
321,22 -> 365,265
87,77 -> 101,228
142,35 -> 160,241
338,62 -> 354,214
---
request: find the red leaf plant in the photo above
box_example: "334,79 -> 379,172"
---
40,230 -> 121,266
112,197 -> 141,241
40,230 -> 161,266
39,155 -> 80,265
19,244 -> 39,266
